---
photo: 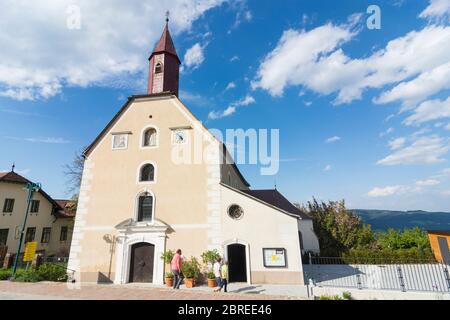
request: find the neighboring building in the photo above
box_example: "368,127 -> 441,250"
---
427,231 -> 450,264
68,20 -> 319,285
0,169 -> 75,262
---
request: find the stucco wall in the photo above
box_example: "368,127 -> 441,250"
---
220,185 -> 305,285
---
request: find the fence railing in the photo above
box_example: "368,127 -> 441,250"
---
304,256 -> 450,293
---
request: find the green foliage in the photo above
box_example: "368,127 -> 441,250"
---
207,271 -> 216,280
319,294 -> 343,300
13,268 -> 42,283
181,257 -> 201,279
165,272 -> 174,279
0,269 -> 12,280
302,198 -> 434,261
377,227 -> 431,251
201,250 -> 221,267
342,292 -> 352,300
160,250 -> 175,264
36,263 -> 68,282
304,199 -> 375,256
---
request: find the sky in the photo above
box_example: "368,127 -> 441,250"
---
0,0 -> 449,211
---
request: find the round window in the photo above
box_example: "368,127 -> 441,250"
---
228,205 -> 244,220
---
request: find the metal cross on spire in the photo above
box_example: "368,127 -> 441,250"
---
11,162 -> 15,172
166,10 -> 170,24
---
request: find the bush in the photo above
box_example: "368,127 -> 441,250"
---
36,263 -> 68,282
161,250 -> 175,265
0,269 -> 12,280
342,291 -> 352,300
207,271 -> 215,280
165,272 -> 174,279
319,294 -> 343,300
181,257 -> 201,279
13,268 -> 42,283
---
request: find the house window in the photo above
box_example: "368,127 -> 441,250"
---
60,226 -> 68,242
25,227 -> 36,244
228,204 -> 244,220
138,194 -> 154,222
143,128 -> 158,147
30,200 -> 40,213
0,229 -> 8,246
3,199 -> 15,213
112,134 -> 128,150
140,164 -> 155,182
41,228 -> 51,244
155,63 -> 163,74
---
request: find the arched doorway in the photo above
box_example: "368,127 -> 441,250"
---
129,243 -> 155,283
227,244 -> 247,283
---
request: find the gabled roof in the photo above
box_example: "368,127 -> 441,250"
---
55,200 -> 77,218
150,23 -> 181,64
222,183 -> 312,220
0,171 -> 63,213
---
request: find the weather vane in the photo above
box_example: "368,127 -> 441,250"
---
166,10 -> 170,24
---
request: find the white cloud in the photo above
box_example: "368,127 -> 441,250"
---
377,135 -> 450,165
375,62 -> 450,109
6,136 -> 71,144
208,95 -> 255,119
230,55 -> 240,62
0,0 -> 225,100
403,96 -> 450,125
368,185 -> 410,197
326,136 -> 341,143
252,18 -> 450,107
183,43 -> 206,69
415,179 -> 440,186
380,127 -> 395,137
419,0 -> 450,21
389,137 -> 406,150
446,123 -> 450,130
323,165 -> 332,172
225,82 -> 236,91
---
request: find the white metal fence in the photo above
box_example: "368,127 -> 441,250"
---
303,257 -> 450,293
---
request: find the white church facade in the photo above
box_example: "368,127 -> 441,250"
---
68,20 -> 319,286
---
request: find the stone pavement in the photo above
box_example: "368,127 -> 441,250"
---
0,281 -> 308,300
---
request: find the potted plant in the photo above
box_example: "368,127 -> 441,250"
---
160,250 -> 175,285
165,272 -> 174,287
181,257 -> 200,288
201,250 -> 221,288
207,271 -> 216,288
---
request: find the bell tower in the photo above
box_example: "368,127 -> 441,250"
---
148,13 -> 181,96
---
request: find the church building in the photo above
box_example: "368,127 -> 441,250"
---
68,19 -> 319,286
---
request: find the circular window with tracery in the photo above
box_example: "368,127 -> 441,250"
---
228,205 -> 244,220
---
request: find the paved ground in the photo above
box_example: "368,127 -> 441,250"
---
0,281 -> 307,300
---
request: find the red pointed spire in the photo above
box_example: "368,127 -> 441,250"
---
149,19 -> 180,63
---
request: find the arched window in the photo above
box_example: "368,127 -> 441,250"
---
143,128 -> 158,147
140,164 -> 155,182
155,63 -> 163,74
138,193 -> 154,222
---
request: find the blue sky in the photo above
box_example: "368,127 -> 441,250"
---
0,0 -> 449,211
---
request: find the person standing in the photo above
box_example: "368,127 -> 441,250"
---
213,257 -> 222,290
215,260 -> 229,293
171,249 -> 183,289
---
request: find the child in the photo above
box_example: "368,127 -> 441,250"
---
213,257 -> 222,290
215,261 -> 228,293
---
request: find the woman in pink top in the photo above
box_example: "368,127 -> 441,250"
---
171,249 -> 183,289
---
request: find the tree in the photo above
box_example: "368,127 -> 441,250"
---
63,147 -> 86,197
301,198 -> 375,256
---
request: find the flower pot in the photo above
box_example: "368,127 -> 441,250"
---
165,277 -> 174,287
185,278 -> 195,288
207,278 -> 217,288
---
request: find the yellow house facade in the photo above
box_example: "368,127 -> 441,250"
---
0,170 -> 75,263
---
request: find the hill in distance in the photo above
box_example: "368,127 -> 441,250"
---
352,209 -> 450,231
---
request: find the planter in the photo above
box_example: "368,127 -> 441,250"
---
165,277 -> 174,287
207,278 -> 217,288
185,278 -> 195,288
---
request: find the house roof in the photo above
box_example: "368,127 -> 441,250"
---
428,230 -> 450,236
221,183 -> 311,220
241,189 -> 311,220
0,171 -> 63,213
55,200 -> 77,218
150,23 -> 181,64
